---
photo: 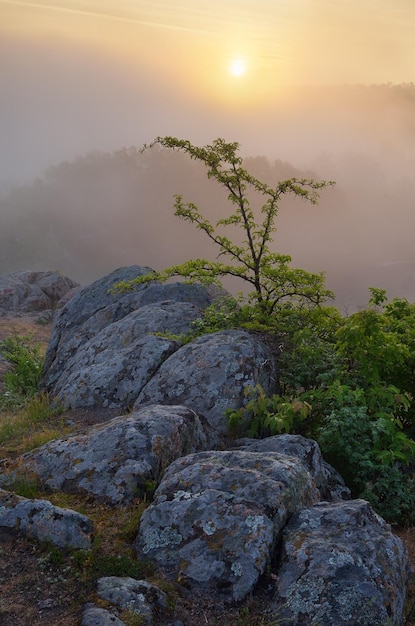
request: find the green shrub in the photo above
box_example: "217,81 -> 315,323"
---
226,384 -> 311,439
0,334 -> 43,402
304,382 -> 415,524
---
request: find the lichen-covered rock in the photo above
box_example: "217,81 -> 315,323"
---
1,405 -> 213,505
0,270 -> 79,314
272,499 -> 412,625
135,329 -> 278,435
41,265 -> 220,383
41,266 -> 224,408
136,450 -> 320,601
81,604 -> 126,626
0,488 -> 93,549
236,434 -> 351,501
45,301 -> 203,409
96,577 -> 167,625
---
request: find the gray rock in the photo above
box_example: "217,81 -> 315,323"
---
135,329 -> 278,435
1,405 -> 212,505
46,301 -> 203,409
272,499 -> 412,625
81,605 -> 126,626
0,270 -> 78,314
0,488 -> 93,549
96,577 -> 166,625
136,449 -> 320,601
41,266 -> 224,408
236,434 -> 351,501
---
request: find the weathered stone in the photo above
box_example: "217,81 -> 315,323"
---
0,270 -> 78,314
135,329 -> 278,435
136,450 -> 320,601
272,499 -> 412,625
0,488 -> 93,549
96,577 -> 166,625
81,604 -> 126,626
1,405 -> 213,505
236,434 -> 351,501
45,301 -> 203,409
0,266 -> 410,622
41,266 -> 224,408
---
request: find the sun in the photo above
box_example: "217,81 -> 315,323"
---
229,58 -> 246,77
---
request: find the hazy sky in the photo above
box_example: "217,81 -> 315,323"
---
1,0 -> 414,183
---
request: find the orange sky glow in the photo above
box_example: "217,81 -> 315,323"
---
0,0 -> 414,184
2,0 -> 414,97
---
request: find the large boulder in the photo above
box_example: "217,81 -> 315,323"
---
40,267 -> 278,432
43,301 -> 204,409
0,270 -> 79,314
135,329 -> 278,434
0,405 -> 213,505
40,266 -> 225,409
136,449 -> 320,601
236,434 -> 351,501
272,499 -> 412,625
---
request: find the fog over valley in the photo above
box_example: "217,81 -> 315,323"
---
1,1 -> 415,311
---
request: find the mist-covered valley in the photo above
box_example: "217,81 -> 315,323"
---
1,82 -> 414,312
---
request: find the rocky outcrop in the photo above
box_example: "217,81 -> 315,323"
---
136,449 -> 323,601
236,434 -> 351,501
41,265 -> 221,384
43,301 -> 203,410
0,405 -> 215,505
135,329 -> 277,434
0,270 -> 79,315
272,499 -> 412,625
40,266 -> 278,432
0,267 -> 411,625
0,488 -> 93,549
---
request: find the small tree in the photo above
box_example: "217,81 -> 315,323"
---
117,137 -> 334,316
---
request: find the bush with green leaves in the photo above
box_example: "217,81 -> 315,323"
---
0,334 -> 43,405
311,382 -> 415,524
336,289 -> 415,431
226,383 -> 311,439
223,287 -> 415,525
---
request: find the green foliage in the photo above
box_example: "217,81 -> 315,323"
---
226,384 -> 311,439
277,306 -> 343,393
116,137 -> 334,314
360,466 -> 415,526
190,295 -> 248,335
312,383 -> 415,524
336,292 -> 415,430
224,286 -> 415,525
0,334 -> 43,402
